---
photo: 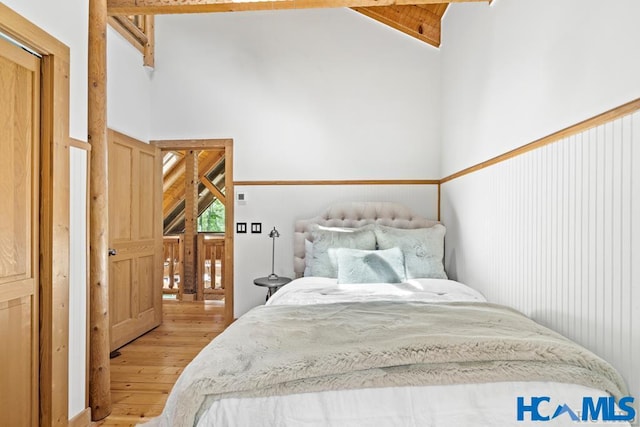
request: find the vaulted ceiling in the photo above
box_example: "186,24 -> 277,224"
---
107,0 -> 489,48
162,150 -> 226,234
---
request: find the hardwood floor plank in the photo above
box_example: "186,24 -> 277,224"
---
110,403 -> 166,417
110,373 -> 181,384
110,366 -> 184,375
93,301 -> 225,427
111,391 -> 168,405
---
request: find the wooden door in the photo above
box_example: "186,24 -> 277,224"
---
108,130 -> 163,351
0,37 -> 40,427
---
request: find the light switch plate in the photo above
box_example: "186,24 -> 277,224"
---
236,222 -> 247,233
236,192 -> 247,205
251,223 -> 262,234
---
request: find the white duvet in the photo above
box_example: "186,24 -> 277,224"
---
267,277 -> 487,306
198,381 -> 621,427
186,279 -> 630,427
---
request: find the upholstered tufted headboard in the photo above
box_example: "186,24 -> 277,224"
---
294,202 -> 439,278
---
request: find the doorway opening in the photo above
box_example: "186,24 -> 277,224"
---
155,139 -> 235,325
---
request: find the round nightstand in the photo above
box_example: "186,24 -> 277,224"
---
253,276 -> 292,301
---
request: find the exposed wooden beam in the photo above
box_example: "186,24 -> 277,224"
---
107,17 -> 144,54
107,15 -> 154,67
88,0 -> 112,421
163,156 -> 185,193
143,15 -> 155,67
162,150 -> 224,218
200,175 -> 226,206
112,15 -> 148,45
164,189 -> 219,235
354,4 -> 445,47
152,138 -> 233,150
108,0 -> 485,15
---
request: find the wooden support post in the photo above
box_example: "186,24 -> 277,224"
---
223,140 -> 234,325
196,234 -> 205,301
183,150 -> 199,297
88,0 -> 112,420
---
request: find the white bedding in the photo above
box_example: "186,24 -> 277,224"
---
267,277 -> 487,306
146,279 -> 631,427
198,381 -> 622,427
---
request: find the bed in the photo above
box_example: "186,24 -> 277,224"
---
144,202 -> 631,427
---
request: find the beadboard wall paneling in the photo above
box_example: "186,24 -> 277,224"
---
441,111 -> 640,400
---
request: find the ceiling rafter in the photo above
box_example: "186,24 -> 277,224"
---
107,14 -> 155,66
107,0 -> 485,15
163,150 -> 225,218
353,3 -> 447,47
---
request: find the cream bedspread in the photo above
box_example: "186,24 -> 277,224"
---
143,301 -> 627,427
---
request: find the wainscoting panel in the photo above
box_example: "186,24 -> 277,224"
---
441,111 -> 640,401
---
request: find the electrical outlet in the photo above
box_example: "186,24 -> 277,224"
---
236,222 -> 247,234
251,223 -> 262,234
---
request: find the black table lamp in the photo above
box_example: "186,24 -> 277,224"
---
268,227 -> 280,280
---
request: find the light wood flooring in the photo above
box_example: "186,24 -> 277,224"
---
93,300 -> 226,426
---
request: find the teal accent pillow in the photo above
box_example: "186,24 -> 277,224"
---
336,247 -> 406,284
310,226 -> 376,278
374,224 -> 447,279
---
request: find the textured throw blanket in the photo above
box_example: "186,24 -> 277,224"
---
143,301 -> 628,427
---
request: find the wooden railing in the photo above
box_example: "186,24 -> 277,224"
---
197,234 -> 225,301
163,233 -> 225,301
163,235 -> 183,298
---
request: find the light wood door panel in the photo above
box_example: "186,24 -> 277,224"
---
110,142 -> 133,241
0,37 -> 40,427
109,130 -> 163,351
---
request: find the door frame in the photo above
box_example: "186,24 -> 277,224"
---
0,4 -> 71,426
151,138 -> 234,325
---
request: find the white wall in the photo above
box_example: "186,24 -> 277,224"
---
2,1 -> 89,419
150,9 -> 443,315
440,0 -> 640,404
107,26 -> 153,142
441,0 -> 640,177
151,9 -> 441,180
